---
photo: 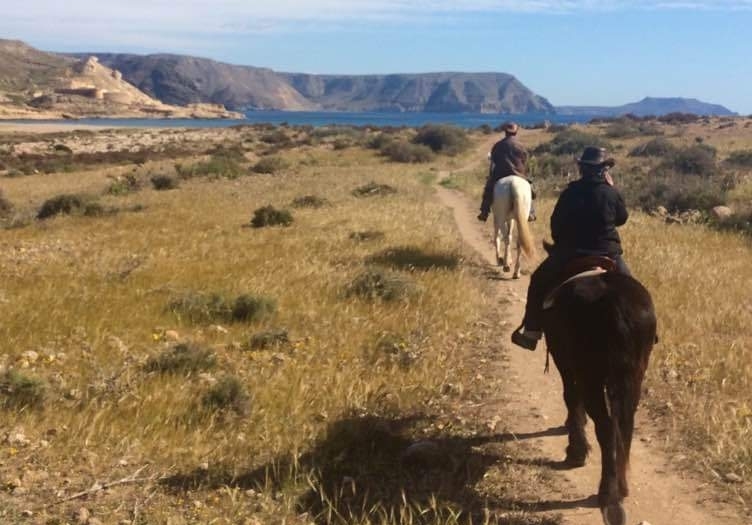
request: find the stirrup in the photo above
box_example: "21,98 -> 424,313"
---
511,327 -> 539,351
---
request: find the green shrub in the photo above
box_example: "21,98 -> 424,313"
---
144,343 -> 217,374
352,182 -> 397,198
381,141 -> 435,163
635,175 -> 726,213
176,151 -> 245,179
252,156 -> 289,174
230,294 -> 277,322
0,370 -> 47,410
151,174 -> 179,190
412,125 -> 470,155
661,145 -> 717,176
291,195 -> 328,208
534,129 -> 612,156
260,129 -> 291,145
250,205 -> 293,227
248,329 -> 290,350
726,150 -> 752,168
202,375 -> 250,415
629,137 -> 677,157
347,269 -> 415,302
37,193 -> 95,219
367,246 -> 461,271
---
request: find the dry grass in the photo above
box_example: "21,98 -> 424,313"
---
1,126 -> 560,524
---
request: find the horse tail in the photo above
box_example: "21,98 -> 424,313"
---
511,179 -> 535,258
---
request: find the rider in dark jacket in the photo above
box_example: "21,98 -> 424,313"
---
511,146 -> 630,351
477,122 -> 534,221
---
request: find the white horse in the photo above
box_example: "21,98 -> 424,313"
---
491,175 -> 535,278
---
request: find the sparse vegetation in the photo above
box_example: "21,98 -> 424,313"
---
381,140 -> 436,163
247,329 -> 290,350
252,156 -> 289,174
349,230 -> 386,242
291,195 -> 328,208
168,292 -> 276,324
367,246 -> 461,271
36,193 -> 97,219
0,369 -> 47,410
347,268 -> 416,302
144,343 -> 217,374
726,149 -> 752,168
107,174 -> 142,195
0,188 -> 13,217
202,375 -> 250,415
151,174 -> 179,190
352,181 -> 397,197
412,124 -> 470,155
250,205 -> 293,227
534,129 -> 612,156
629,137 -> 677,157
661,144 -> 717,176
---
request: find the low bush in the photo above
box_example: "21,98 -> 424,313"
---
252,156 -> 289,174
635,175 -> 726,213
291,195 -> 328,209
0,370 -> 47,410
381,141 -> 435,163
260,129 -> 291,146
352,182 -> 397,198
250,205 -> 293,228
202,375 -> 250,415
367,246 -> 461,271
346,268 -> 415,302
144,343 -> 217,374
53,144 -> 73,154
412,125 -> 470,155
726,150 -> 752,168
37,193 -> 96,219
629,137 -> 677,157
534,129 -> 612,156
177,154 -> 245,180
248,329 -> 290,350
168,292 -> 277,324
661,145 -> 717,176
151,175 -> 179,190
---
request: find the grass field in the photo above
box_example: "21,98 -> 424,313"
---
2,117 -> 752,522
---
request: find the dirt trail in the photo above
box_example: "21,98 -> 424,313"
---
435,152 -> 741,525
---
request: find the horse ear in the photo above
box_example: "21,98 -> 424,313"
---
543,241 -> 555,255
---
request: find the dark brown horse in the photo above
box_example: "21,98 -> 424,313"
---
542,257 -> 656,525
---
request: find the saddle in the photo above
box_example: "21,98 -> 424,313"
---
543,256 -> 616,310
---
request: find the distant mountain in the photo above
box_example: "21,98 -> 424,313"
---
88,53 -> 554,114
0,40 -> 240,119
556,97 -> 736,117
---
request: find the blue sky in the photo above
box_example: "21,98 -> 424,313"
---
2,1 -> 751,113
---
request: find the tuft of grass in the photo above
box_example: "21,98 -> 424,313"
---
168,292 -> 276,324
250,205 -> 293,228
176,151 -> 246,179
252,156 -> 289,174
143,343 -> 217,374
37,193 -> 97,219
202,375 -> 250,415
291,195 -> 328,209
349,230 -> 386,242
151,174 -> 180,190
367,246 -> 461,271
248,329 -> 290,350
629,137 -> 677,157
107,174 -> 142,196
726,150 -> 752,168
0,369 -> 47,410
352,182 -> 397,198
347,268 -> 416,302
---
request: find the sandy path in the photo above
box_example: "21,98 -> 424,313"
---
435,154 -> 742,525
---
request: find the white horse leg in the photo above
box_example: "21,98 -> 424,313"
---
513,217 -> 522,279
503,219 -> 512,273
494,214 -> 504,266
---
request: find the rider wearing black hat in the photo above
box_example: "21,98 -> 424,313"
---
511,146 -> 631,351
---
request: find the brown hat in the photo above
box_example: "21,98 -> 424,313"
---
577,146 -> 615,168
501,121 -> 519,134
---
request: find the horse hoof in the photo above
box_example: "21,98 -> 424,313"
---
563,455 -> 587,468
512,273 -> 520,280
601,502 -> 626,525
503,265 -> 511,273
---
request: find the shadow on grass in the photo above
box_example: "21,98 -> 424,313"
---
160,416 -> 577,524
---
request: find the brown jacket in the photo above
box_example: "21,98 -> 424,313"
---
490,135 -> 528,179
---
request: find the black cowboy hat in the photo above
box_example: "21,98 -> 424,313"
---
577,146 -> 616,167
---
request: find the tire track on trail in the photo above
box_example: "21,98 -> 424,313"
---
434,156 -> 742,525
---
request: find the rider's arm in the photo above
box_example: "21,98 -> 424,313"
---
613,190 -> 628,227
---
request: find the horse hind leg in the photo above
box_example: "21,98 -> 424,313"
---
585,383 -> 625,525
494,218 -> 504,267
512,219 -> 522,279
503,220 -> 512,273
561,366 -> 589,466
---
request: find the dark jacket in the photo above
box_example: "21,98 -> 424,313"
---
550,176 -> 628,257
490,136 -> 528,180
